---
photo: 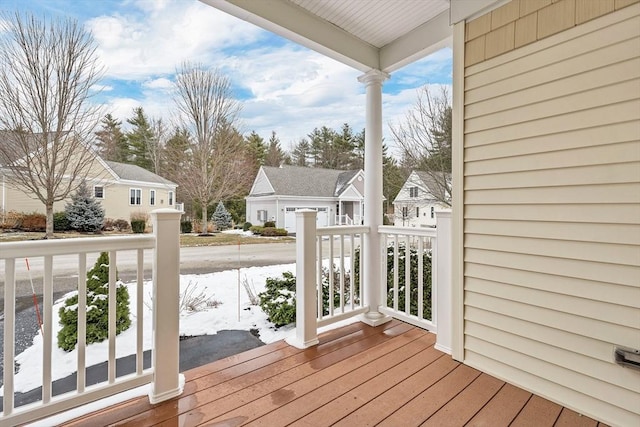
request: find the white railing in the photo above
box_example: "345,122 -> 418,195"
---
335,214 -> 353,226
0,209 -> 182,425
315,225 -> 368,328
290,209 -> 452,354
174,202 -> 184,213
287,210 -> 369,349
379,211 -> 452,353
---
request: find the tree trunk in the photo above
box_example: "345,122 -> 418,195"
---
201,204 -> 208,234
46,203 -> 54,238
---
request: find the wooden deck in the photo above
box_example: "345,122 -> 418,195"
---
62,320 -> 607,426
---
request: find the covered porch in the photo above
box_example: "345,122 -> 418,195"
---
61,320 -> 605,427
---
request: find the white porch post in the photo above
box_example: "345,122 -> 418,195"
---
286,209 -> 320,348
358,69 -> 391,326
149,209 -> 183,404
434,210 -> 452,354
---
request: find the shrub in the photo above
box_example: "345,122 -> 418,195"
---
260,227 -> 288,237
1,210 -> 24,229
53,212 -> 71,231
131,220 -> 145,233
180,220 -> 193,234
353,245 -> 432,320
113,219 -> 130,232
258,267 -> 357,328
249,225 -> 264,235
65,182 -> 104,232
57,252 -> 131,351
263,221 -> 276,228
104,218 -> 131,232
242,221 -> 252,232
130,212 -> 148,234
21,212 -> 46,231
258,272 -> 297,327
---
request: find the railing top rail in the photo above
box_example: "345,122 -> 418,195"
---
0,235 -> 156,259
316,225 -> 370,236
378,225 -> 437,238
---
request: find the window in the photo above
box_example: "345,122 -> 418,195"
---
94,186 -> 104,199
257,210 -> 268,222
402,206 -> 408,218
130,188 -> 141,205
168,191 -> 174,206
416,207 -> 420,218
431,206 -> 435,219
150,189 -> 156,206
409,186 -> 419,197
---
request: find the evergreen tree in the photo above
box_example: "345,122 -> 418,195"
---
57,252 -> 131,351
95,113 -> 129,162
126,107 -> 154,171
290,139 -> 311,166
212,201 -> 233,230
245,130 -> 266,166
65,181 -> 105,232
264,131 -> 286,166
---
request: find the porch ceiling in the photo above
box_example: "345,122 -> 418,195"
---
200,0 -> 501,73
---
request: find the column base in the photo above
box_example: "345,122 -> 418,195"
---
285,335 -> 319,349
359,311 -> 392,327
149,374 -> 184,404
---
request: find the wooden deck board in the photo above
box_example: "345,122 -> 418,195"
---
58,321 -> 605,427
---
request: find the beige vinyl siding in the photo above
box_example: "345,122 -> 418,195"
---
462,3 -> 640,426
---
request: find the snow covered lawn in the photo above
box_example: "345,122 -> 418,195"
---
3,262 -> 299,395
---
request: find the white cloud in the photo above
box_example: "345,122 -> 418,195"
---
142,77 -> 172,91
86,1 -> 264,79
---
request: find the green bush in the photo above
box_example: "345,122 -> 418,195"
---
258,272 -> 297,327
131,219 -> 145,233
180,220 -> 193,233
353,244 -> 432,320
57,252 -> 131,351
249,225 -> 264,235
53,212 -> 71,231
263,221 -> 276,228
261,227 -> 288,237
258,267 -> 357,327
242,222 -> 252,231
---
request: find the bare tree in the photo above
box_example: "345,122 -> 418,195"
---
173,62 -> 252,234
390,85 -> 452,206
0,12 -> 104,237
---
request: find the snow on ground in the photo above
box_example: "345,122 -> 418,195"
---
3,262 -> 300,395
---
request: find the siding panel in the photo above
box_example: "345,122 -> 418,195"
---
462,5 -> 640,423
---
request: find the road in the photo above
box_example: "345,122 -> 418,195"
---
0,241 -> 300,301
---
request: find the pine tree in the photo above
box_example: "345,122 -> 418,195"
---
126,107 -> 154,171
264,131 -> 286,166
57,252 -> 131,351
65,181 -> 105,232
212,201 -> 233,230
95,113 -> 129,162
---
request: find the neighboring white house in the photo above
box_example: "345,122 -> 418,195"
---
246,165 -> 364,233
393,170 -> 450,227
1,152 -> 178,224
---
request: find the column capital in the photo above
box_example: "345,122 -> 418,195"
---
357,69 -> 390,86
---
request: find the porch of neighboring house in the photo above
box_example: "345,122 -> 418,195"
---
61,320 -> 606,427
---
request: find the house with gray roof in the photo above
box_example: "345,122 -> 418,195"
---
246,165 -> 364,233
1,149 -> 178,224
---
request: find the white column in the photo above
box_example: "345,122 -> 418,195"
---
434,210 -> 452,354
286,209 -> 320,349
358,69 -> 391,327
149,208 -> 183,404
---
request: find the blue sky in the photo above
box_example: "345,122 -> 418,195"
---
0,0 -> 452,152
